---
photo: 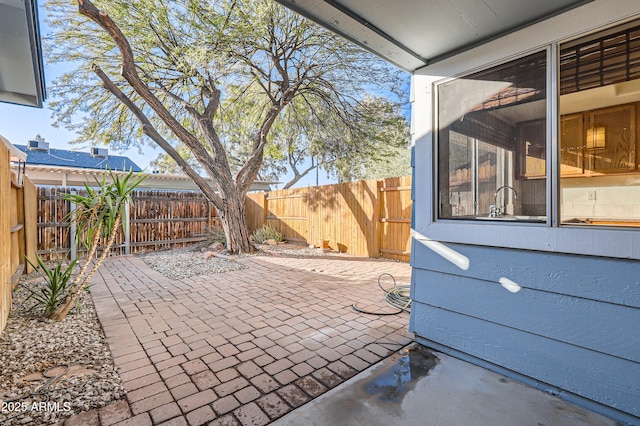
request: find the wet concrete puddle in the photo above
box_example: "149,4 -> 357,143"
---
360,344 -> 439,402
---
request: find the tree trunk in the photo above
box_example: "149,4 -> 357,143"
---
218,190 -> 253,254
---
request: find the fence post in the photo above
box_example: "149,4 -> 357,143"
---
374,180 -> 383,258
263,192 -> 268,228
23,177 -> 37,273
124,199 -> 131,255
69,190 -> 77,261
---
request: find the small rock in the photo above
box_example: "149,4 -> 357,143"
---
208,242 -> 225,252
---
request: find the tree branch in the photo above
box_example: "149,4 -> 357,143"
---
91,63 -> 223,207
78,0 -> 227,180
234,104 -> 282,195
282,158 -> 317,189
202,81 -> 221,122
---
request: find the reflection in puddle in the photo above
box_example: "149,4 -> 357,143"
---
362,345 -> 439,402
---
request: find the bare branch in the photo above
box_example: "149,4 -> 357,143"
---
282,162 -> 316,189
78,0 -> 210,157
91,63 -> 223,206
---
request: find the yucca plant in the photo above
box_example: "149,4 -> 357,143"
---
48,168 -> 145,321
23,256 -> 78,315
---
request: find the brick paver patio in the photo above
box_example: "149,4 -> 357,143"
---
61,253 -> 412,425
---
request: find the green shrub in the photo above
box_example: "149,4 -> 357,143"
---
24,255 -> 78,315
252,225 -> 284,243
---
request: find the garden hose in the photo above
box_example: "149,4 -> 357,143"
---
0,364 -> 70,423
352,273 -> 411,315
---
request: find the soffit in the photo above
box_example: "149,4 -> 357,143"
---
0,0 -> 45,107
273,0 -> 590,71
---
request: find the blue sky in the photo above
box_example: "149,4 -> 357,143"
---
0,90 -> 331,188
1,3 -> 408,189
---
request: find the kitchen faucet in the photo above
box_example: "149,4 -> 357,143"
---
489,185 -> 518,218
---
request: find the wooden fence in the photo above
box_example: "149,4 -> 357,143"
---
1,146 -> 37,333
246,175 -> 412,262
37,188 -> 219,260
35,175 -> 413,263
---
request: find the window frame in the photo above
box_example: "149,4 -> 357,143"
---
433,46 -> 554,226
420,42 -> 640,260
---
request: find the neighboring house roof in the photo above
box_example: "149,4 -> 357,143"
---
15,144 -> 142,172
21,164 -> 273,192
0,0 -> 46,107
273,0 -> 588,72
10,141 -> 272,192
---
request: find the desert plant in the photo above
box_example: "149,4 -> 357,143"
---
252,225 -> 284,244
48,168 -> 145,321
23,256 -> 78,315
206,225 -> 227,245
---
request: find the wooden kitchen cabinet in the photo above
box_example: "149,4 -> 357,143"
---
560,103 -> 637,176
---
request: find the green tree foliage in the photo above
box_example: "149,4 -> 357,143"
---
45,0 -> 406,253
149,145 -> 202,175
149,95 -> 411,185
327,96 -> 411,182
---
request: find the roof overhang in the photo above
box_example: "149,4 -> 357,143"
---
273,0 -> 592,72
0,0 -> 46,107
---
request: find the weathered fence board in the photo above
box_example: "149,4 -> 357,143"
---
36,188 -> 219,260
37,187 -> 72,259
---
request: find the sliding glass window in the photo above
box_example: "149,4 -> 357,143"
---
559,22 -> 640,228
437,51 -> 547,222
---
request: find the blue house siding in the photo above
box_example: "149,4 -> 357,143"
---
409,241 -> 640,421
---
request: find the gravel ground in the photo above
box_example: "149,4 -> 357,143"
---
0,277 -> 125,425
0,242 -> 327,425
138,241 -> 344,280
139,249 -> 248,280
257,241 -> 348,258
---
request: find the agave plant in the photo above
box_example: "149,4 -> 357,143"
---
23,256 -> 78,316
252,225 -> 284,243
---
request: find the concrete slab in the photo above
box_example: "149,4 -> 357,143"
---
273,344 -> 619,426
